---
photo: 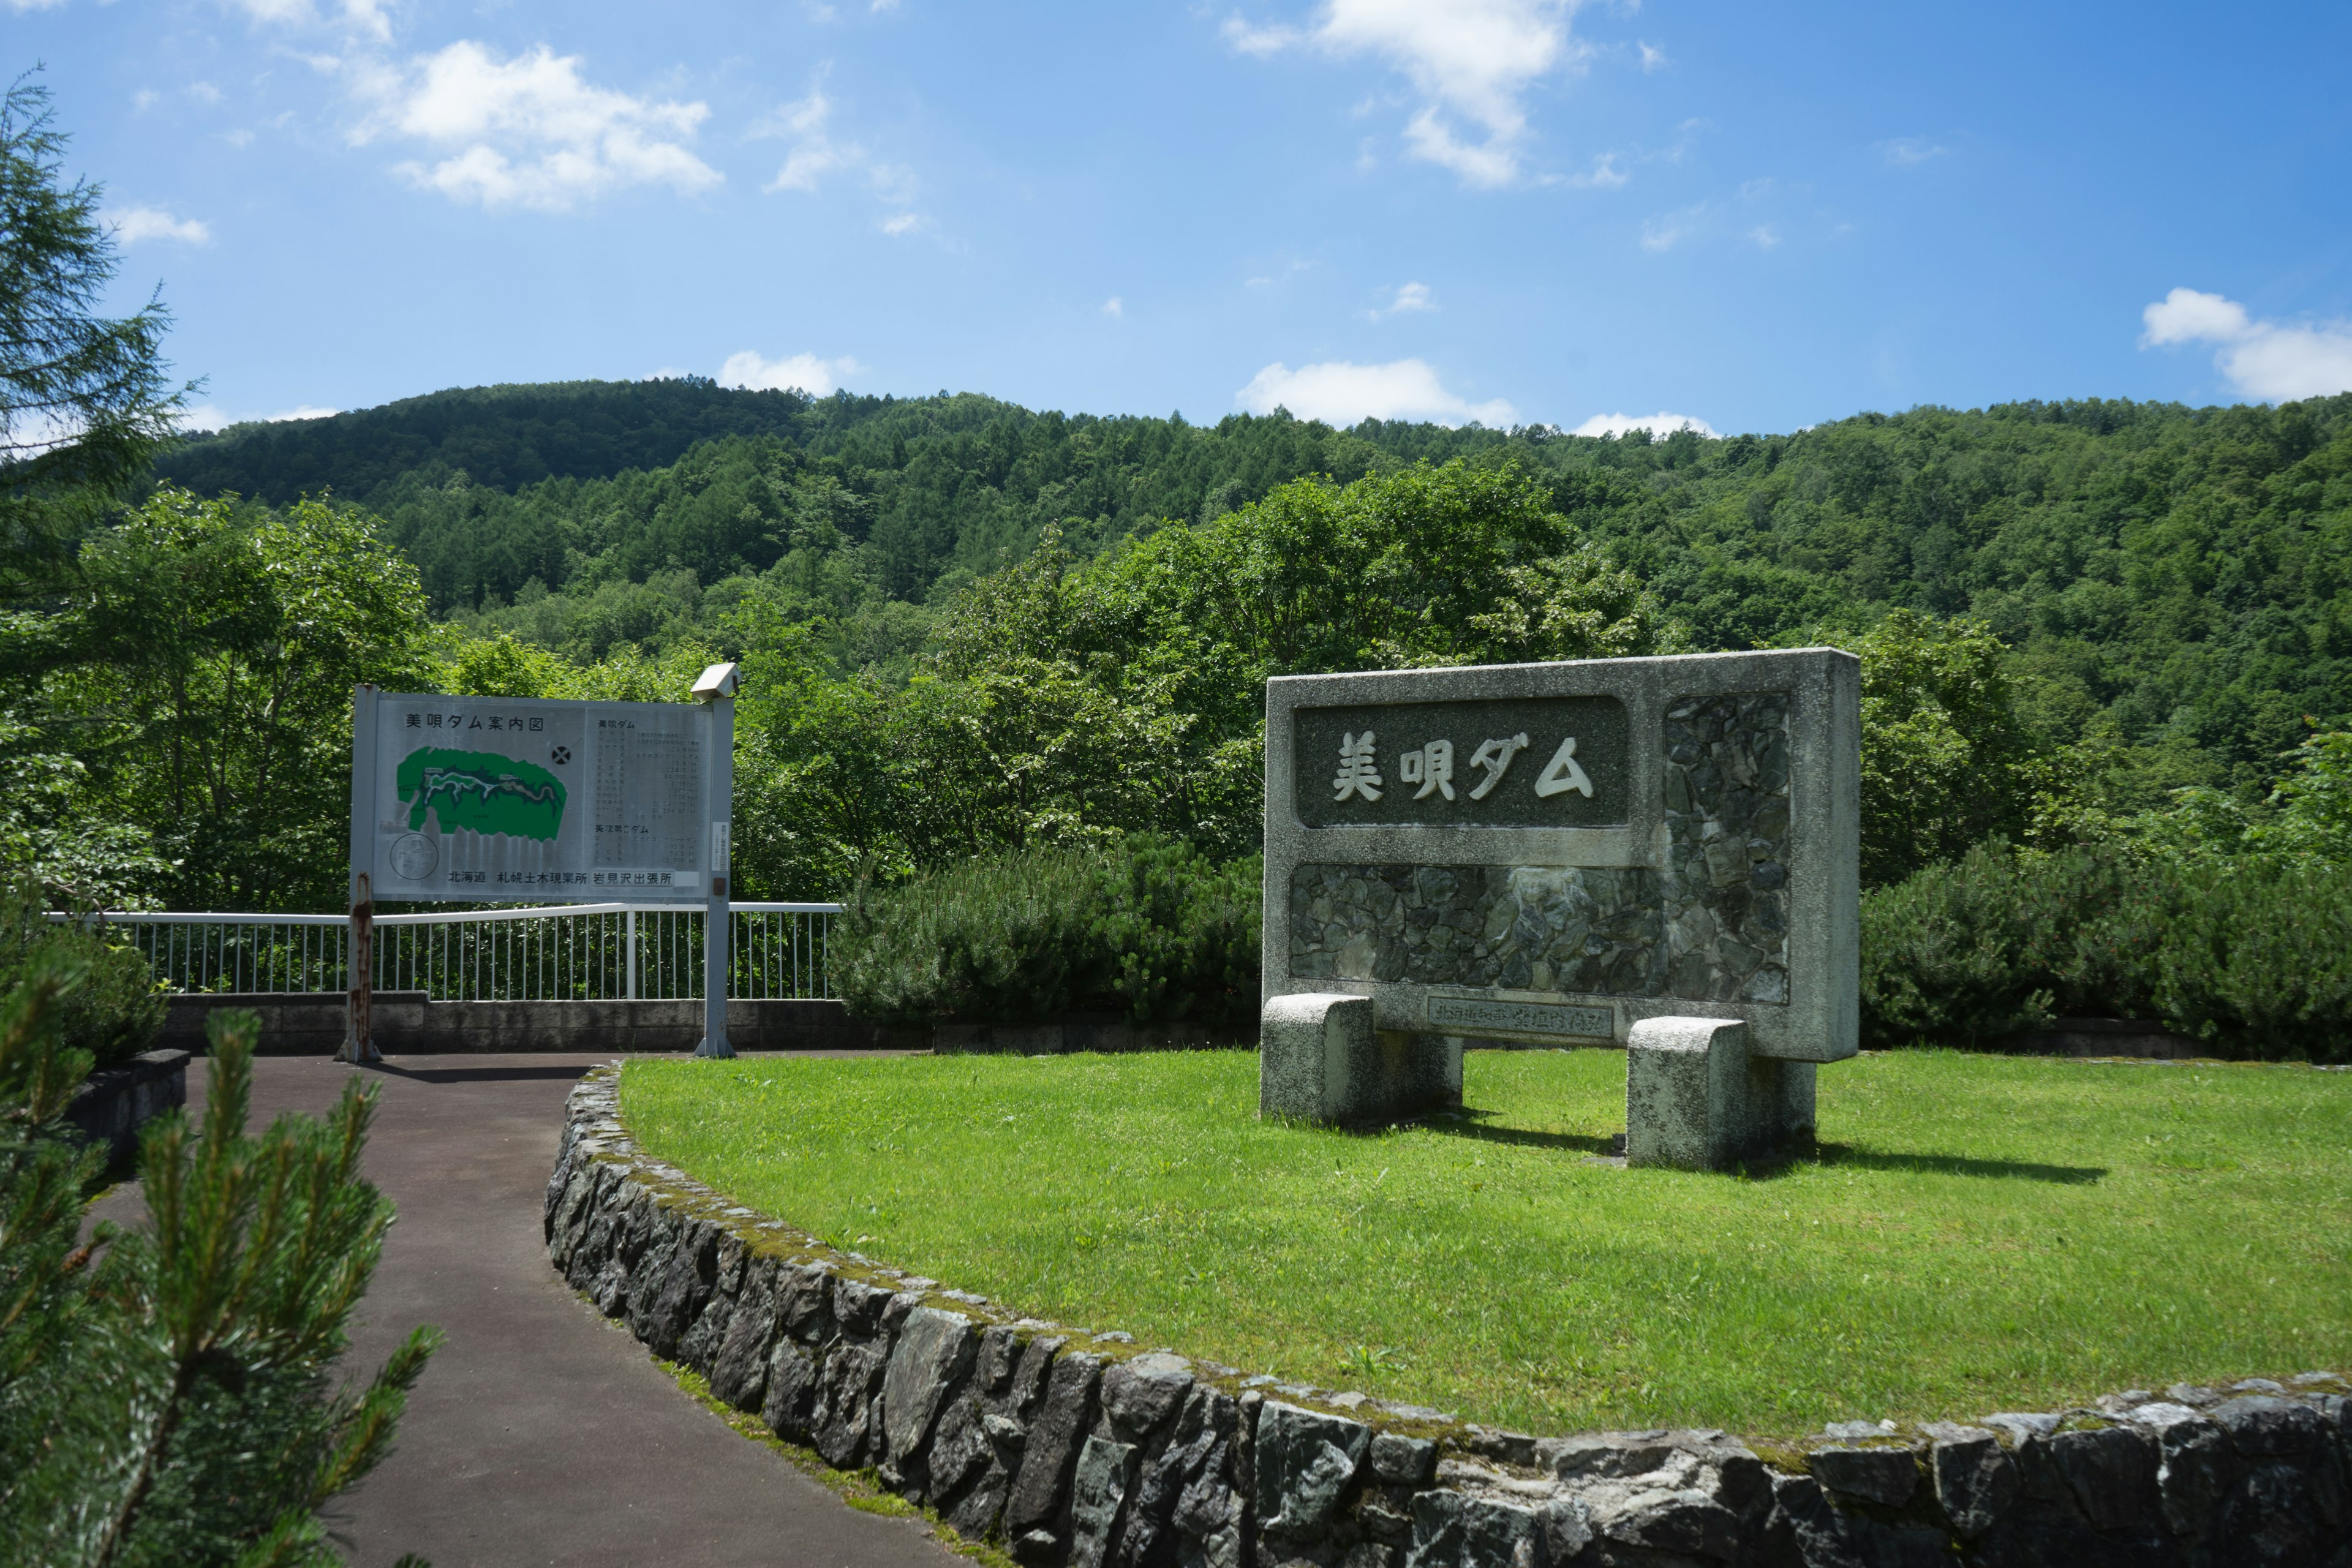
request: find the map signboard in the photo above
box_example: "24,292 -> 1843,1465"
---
350,689 -> 721,903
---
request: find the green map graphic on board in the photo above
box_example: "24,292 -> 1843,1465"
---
396,747 -> 567,842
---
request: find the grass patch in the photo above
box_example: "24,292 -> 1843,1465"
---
619,1049 -> 2352,1441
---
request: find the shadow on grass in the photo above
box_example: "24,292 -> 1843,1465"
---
1754,1142 -> 2107,1185
1423,1112 -> 2106,1182
1419,1107 -> 1618,1155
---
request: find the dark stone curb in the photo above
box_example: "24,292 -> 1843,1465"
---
65,1047 -> 189,1166
547,1066 -> 2352,1567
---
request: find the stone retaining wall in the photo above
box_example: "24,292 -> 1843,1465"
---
546,1066 -> 2352,1567
65,1047 -> 189,1166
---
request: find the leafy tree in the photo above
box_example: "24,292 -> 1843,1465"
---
1832,610 -> 2044,886
32,490 -> 433,908
1,74 -> 190,601
729,461 -> 1679,890
2119,727 -> 2352,865
0,875 -> 161,1069
0,712 -> 172,908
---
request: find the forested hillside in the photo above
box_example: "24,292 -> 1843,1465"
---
164,380 -> 2352,793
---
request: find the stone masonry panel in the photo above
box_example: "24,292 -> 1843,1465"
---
1658,690 -> 1792,1005
1284,693 -> 1792,1009
1287,863 -> 1667,995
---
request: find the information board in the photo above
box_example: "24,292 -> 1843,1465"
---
351,689 -> 720,903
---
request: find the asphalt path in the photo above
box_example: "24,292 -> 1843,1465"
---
91,1052 -> 959,1568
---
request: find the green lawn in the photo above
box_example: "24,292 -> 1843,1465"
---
619,1049 -> 2352,1441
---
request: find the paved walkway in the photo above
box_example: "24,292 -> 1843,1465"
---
94,1053 -> 959,1568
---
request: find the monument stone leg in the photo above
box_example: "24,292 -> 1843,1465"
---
1260,995 -> 1461,1125
1625,1017 -> 1813,1170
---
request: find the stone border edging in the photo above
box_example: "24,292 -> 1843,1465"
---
66,1047 -> 189,1166
545,1065 -> 2352,1567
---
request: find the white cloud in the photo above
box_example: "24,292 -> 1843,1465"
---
1637,40 -> 1667,72
1640,203 -> 1702,251
132,89 -> 160,110
1748,224 -> 1778,249
7,0 -> 69,11
1223,0 -> 1586,188
761,85 -> 844,191
1236,358 -> 1513,426
1366,281 -> 1434,320
1571,411 -> 1718,438
760,78 -> 921,228
866,162 -> 918,204
1553,153 -> 1626,189
108,207 -> 213,245
872,0 -> 900,10
174,402 -> 341,431
718,350 -> 864,396
2141,287 -> 2352,402
352,42 -> 719,213
222,0 -> 391,40
1880,137 -> 1947,167
1102,296 -> 1124,318
2141,288 -> 2252,346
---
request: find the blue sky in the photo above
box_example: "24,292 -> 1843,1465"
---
15,0 -> 2352,437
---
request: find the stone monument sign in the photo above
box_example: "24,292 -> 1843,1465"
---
1257,648 -> 1860,1168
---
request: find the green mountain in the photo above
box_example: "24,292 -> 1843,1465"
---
157,379 -> 2352,788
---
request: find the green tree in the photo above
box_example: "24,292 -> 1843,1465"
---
1,74 -> 190,601
38,490 -> 433,908
1839,609 -> 2043,886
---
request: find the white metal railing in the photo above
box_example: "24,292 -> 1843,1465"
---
49,902 -> 840,1003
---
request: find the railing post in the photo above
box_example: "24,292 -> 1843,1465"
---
625,908 -> 638,1000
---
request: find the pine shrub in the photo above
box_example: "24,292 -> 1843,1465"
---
1861,843 -> 2352,1062
835,837 -> 1261,1030
0,972 -> 437,1566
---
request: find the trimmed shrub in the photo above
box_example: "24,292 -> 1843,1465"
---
835,837 -> 1261,1030
2151,858 -> 2352,1061
0,878 -> 163,1071
1861,843 -> 2352,1062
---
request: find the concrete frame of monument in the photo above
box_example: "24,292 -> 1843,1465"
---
1254,648 -> 1860,1171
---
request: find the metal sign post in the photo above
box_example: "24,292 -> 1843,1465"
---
693,663 -> 737,1058
339,685 -> 382,1065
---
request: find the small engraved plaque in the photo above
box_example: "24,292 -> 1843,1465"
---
1427,996 -> 1615,1039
